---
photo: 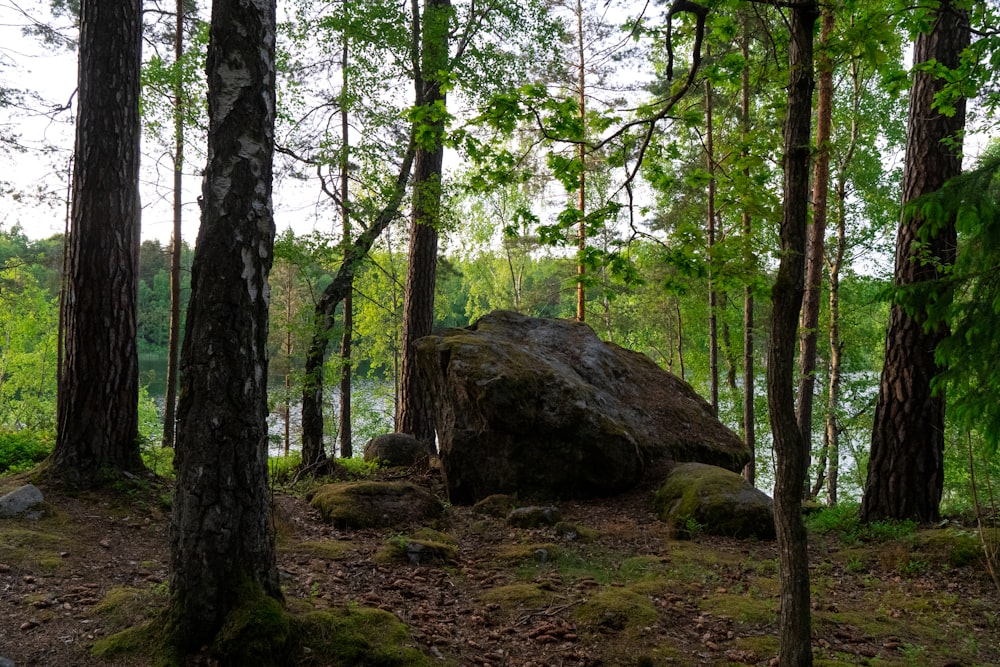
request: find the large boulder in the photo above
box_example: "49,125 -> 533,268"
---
653,462 -> 775,539
414,311 -> 749,503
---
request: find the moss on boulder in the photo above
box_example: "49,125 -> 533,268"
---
310,481 -> 442,529
654,462 -> 775,539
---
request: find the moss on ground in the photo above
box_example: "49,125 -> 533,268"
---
573,587 -> 658,632
93,589 -> 434,667
0,525 -> 69,571
480,582 -> 555,608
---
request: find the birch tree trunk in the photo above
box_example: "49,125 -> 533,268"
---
168,0 -> 281,651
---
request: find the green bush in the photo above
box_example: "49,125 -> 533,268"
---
0,429 -> 53,474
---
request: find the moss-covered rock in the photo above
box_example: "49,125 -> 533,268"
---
472,493 -> 517,518
414,311 -> 750,504
362,433 -> 427,467
654,462 -> 775,539
507,505 -> 561,528
379,529 -> 459,566
309,481 -> 442,529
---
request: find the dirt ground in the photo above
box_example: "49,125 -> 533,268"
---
1,468 -> 998,666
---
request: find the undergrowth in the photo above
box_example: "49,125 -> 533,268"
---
805,502 -> 918,543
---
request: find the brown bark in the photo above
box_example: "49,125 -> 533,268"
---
168,0 -> 281,652
862,2 -> 968,524
796,7 -> 834,491
162,0 -> 185,449
397,0 -> 450,451
768,2 -> 818,665
51,0 -> 144,484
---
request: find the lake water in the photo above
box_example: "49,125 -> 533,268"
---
139,353 -> 395,457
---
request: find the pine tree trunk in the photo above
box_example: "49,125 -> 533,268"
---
796,7 -> 835,494
168,0 -> 281,651
769,3 -> 818,664
51,0 -> 144,484
398,0 -> 450,451
862,1 -> 968,524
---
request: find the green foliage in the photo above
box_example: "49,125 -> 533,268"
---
923,150 -> 1000,453
0,429 -> 53,474
0,259 -> 58,430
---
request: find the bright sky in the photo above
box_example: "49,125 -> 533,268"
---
0,0 -> 340,245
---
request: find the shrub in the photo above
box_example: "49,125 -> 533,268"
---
0,429 -> 53,474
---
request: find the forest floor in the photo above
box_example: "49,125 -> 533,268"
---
1,465 -> 998,667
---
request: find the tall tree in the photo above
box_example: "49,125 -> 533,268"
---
796,5 -> 835,486
49,0 -> 144,484
861,0 -> 969,524
768,1 -> 818,664
337,10 -> 354,458
161,0 -> 188,449
168,0 -> 281,652
397,0 -> 450,450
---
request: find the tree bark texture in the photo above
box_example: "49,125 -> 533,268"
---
51,0 -> 144,483
796,7 -> 835,488
299,141 -> 415,469
768,3 -> 817,665
862,2 -> 968,524
168,0 -> 281,651
397,0 -> 450,451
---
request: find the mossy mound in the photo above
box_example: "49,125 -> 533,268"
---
653,462 -> 775,539
309,481 -> 442,529
573,587 -> 658,632
94,592 -> 433,667
378,530 -> 459,566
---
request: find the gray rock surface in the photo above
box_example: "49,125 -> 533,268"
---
414,310 -> 750,503
0,484 -> 44,518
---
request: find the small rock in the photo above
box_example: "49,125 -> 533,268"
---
99,539 -> 111,549
0,657 -> 15,667
0,484 -> 44,518
19,620 -> 39,631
